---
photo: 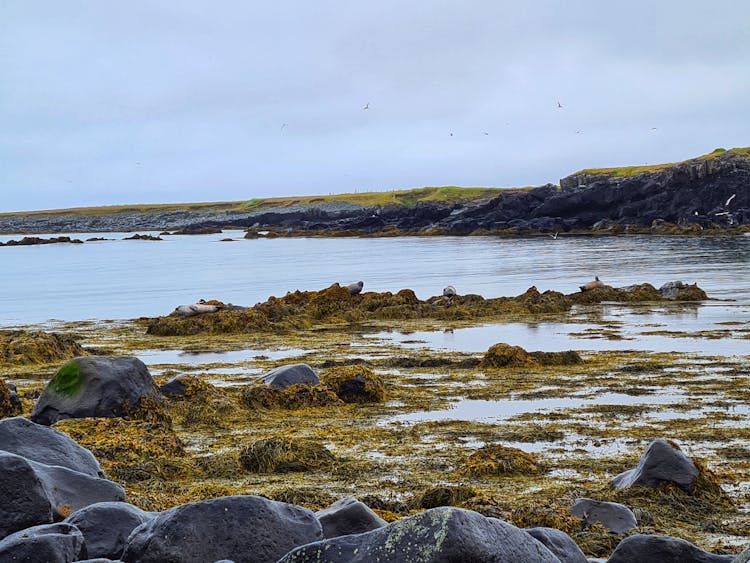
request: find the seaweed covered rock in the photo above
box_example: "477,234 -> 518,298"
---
239,436 -> 335,473
0,416 -> 104,477
31,356 -> 161,425
658,281 -> 708,300
279,507 -> 561,563
159,374 -> 233,427
0,451 -> 125,538
529,350 -> 583,366
241,383 -> 342,410
459,444 -> 539,477
320,365 -> 386,403
54,417 -> 186,485
569,498 -> 637,534
612,439 -> 701,494
415,485 -> 478,509
525,527 -> 588,563
0,330 -> 85,365
121,495 -> 323,563
0,379 -> 22,418
315,497 -> 387,539
65,502 -> 155,560
482,343 -> 538,368
262,363 -> 319,389
607,534 -> 733,563
0,523 -> 86,562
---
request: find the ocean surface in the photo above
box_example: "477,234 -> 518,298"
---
2,231 -> 749,334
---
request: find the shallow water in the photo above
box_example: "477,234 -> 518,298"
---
2,231 -> 749,325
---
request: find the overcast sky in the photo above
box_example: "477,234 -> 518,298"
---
1,1 -> 749,212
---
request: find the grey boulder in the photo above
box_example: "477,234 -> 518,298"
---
0,416 -> 104,477
525,527 -> 588,563
608,534 -> 734,563
262,363 -> 319,389
0,523 -> 86,563
159,375 -> 188,396
65,501 -> 154,559
733,545 -> 750,562
279,506 -> 561,563
31,356 -> 160,426
121,495 -> 322,563
315,497 -> 387,539
569,498 -> 637,534
0,451 -> 125,539
612,438 -> 699,493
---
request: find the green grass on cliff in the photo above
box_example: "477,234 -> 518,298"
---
575,146 -> 750,178
1,186 -> 511,217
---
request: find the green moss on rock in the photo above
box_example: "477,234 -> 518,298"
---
49,360 -> 83,397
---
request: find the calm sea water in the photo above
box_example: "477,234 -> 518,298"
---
2,231 -> 749,327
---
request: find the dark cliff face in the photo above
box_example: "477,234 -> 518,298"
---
230,152 -> 750,234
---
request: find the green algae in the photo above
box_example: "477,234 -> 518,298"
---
49,360 -> 83,397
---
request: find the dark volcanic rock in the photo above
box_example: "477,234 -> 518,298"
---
569,498 -> 637,534
315,497 -> 387,539
121,495 -> 322,563
65,501 -> 154,559
612,439 -> 699,493
279,506 -> 560,563
0,452 -> 54,539
0,236 -> 83,246
607,534 -> 734,563
0,522 -> 87,562
0,416 -> 104,477
525,527 -> 588,563
262,363 -> 319,389
0,380 -> 22,418
31,356 -> 160,426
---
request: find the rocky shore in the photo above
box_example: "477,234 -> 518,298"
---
2,281 -> 749,561
1,148 -> 749,236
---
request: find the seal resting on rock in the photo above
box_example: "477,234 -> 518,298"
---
442,285 -> 456,297
347,281 -> 364,295
173,302 -> 223,317
579,276 -> 604,292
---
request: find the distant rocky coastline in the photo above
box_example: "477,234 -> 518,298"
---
2,149 -> 749,236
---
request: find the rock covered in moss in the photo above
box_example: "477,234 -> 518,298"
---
0,523 -> 86,562
569,498 -> 637,534
0,416 -> 104,477
262,363 -> 319,389
0,379 -> 22,418
64,502 -> 155,560
31,356 -> 161,426
482,343 -> 538,368
607,534 -> 733,563
612,439 -> 700,494
239,436 -> 335,473
279,507 -> 561,563
315,497 -> 387,539
525,527 -> 589,563
0,330 -> 85,365
460,444 -> 539,477
320,365 -> 386,403
121,495 -> 323,563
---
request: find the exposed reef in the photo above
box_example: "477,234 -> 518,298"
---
145,281 -> 707,336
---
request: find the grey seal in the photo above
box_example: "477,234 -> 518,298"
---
579,276 -> 603,292
347,281 -> 364,295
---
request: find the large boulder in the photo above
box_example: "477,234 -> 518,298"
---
65,502 -> 154,560
0,416 -> 104,477
0,451 -> 125,538
0,523 -> 86,562
315,497 -> 387,539
569,498 -> 637,534
31,356 -> 160,426
525,527 -> 588,563
121,495 -> 323,563
608,534 -> 733,563
612,439 -> 700,493
262,364 -> 319,389
279,507 -> 561,562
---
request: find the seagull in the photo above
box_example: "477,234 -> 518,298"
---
280,123 -> 288,132
483,131 -> 489,136
650,127 -> 658,132
548,232 -> 559,239
363,102 -> 370,110
557,101 -> 563,108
